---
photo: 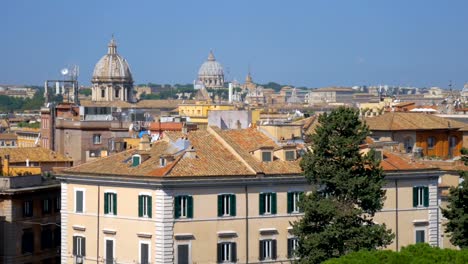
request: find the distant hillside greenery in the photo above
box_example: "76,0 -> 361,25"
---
323,243 -> 468,264
0,87 -> 44,112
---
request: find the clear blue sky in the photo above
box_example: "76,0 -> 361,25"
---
2,0 -> 468,88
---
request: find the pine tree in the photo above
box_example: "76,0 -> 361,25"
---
293,107 -> 394,264
441,148 -> 468,248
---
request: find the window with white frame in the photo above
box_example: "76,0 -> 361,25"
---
73,235 -> 86,256
92,134 -> 102,144
259,239 -> 277,261
217,242 -> 237,263
23,200 -> 33,217
138,195 -> 152,218
413,186 -> 429,207
104,192 -> 117,215
287,238 -> 299,259
218,194 -> 236,217
259,193 -> 277,215
177,243 -> 190,264
75,189 -> 84,213
415,229 -> 425,243
175,195 -> 193,219
105,239 -> 114,264
287,192 -> 303,213
140,242 -> 150,264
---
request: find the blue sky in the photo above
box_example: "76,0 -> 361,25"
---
2,0 -> 468,88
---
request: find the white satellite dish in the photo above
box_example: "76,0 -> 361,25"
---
61,68 -> 69,75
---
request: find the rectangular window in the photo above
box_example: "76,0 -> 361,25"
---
105,239 -> 114,264
140,242 -> 150,264
75,190 -> 84,213
217,242 -> 237,263
73,236 -> 86,256
41,228 -> 53,250
177,244 -> 190,264
259,193 -> 277,215
287,238 -> 299,259
174,195 -> 193,219
262,151 -> 272,162
413,186 -> 429,207
93,134 -> 101,144
54,227 -> 61,248
55,196 -> 61,212
218,194 -> 236,217
259,239 -> 277,261
138,195 -> 152,218
104,192 -> 117,215
21,229 -> 34,254
23,200 -> 33,217
42,198 -> 51,214
287,192 -> 303,213
415,230 -> 425,243
427,137 -> 436,149
285,150 -> 295,161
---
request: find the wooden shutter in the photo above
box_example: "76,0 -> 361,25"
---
271,193 -> 277,214
423,187 -> 429,207
272,239 -> 277,260
174,196 -> 181,219
73,236 -> 77,255
104,193 -> 109,214
218,195 -> 223,217
217,243 -> 222,263
113,193 -> 117,215
287,192 -> 293,213
231,242 -> 237,262
187,196 -> 194,218
138,195 -> 143,217
141,243 -> 148,264
412,187 -> 418,207
230,194 -> 236,216
287,238 -> 292,258
81,237 -> 86,256
148,196 -> 152,218
259,193 -> 265,215
259,240 -> 264,261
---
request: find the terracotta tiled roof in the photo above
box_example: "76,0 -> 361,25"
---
380,151 -> 437,171
365,112 -> 466,131
0,147 -> 71,163
0,133 -> 17,140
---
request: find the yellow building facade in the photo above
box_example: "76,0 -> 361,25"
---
178,102 -> 235,129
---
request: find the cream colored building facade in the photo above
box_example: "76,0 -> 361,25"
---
58,128 -> 448,263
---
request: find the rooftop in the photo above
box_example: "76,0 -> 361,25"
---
0,147 -> 72,163
365,112 -> 467,131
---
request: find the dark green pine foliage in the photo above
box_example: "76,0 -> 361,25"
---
442,148 -> 468,248
293,107 -> 394,264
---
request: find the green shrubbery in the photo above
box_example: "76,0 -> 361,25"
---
324,243 -> 468,264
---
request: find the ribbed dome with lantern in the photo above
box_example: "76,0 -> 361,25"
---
91,37 -> 134,102
197,51 -> 225,89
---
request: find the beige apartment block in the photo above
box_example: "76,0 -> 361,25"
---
58,127 -> 448,264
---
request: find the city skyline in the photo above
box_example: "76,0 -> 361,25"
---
2,0 -> 468,88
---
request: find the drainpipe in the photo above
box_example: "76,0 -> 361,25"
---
97,185 -> 100,263
245,185 -> 249,264
395,179 -> 399,251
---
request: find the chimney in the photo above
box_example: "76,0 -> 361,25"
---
182,122 -> 188,134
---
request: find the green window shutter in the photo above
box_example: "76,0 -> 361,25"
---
138,195 -> 143,217
231,242 -> 237,262
187,196 -> 194,218
217,243 -> 222,263
272,239 -> 277,260
412,187 -> 418,207
271,193 -> 277,214
148,196 -> 152,218
299,192 -> 305,212
423,187 -> 429,207
174,196 -> 181,219
259,193 -> 265,215
287,192 -> 292,213
259,240 -> 264,261
113,193 -> 117,215
230,194 -> 236,216
217,195 -> 223,217
104,193 -> 109,214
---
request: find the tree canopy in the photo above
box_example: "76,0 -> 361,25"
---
293,107 -> 394,264
441,148 -> 468,248
323,243 -> 468,264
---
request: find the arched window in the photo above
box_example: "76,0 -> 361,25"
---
115,87 -> 120,98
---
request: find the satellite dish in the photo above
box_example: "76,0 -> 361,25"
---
61,68 -> 69,75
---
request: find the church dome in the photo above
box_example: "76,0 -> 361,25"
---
92,38 -> 133,83
198,51 -> 224,77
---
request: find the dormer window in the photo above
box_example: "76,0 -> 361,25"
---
285,150 -> 296,161
132,155 -> 141,167
262,151 -> 272,162
160,157 -> 166,167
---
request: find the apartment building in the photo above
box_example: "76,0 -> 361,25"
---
57,127 -> 447,263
